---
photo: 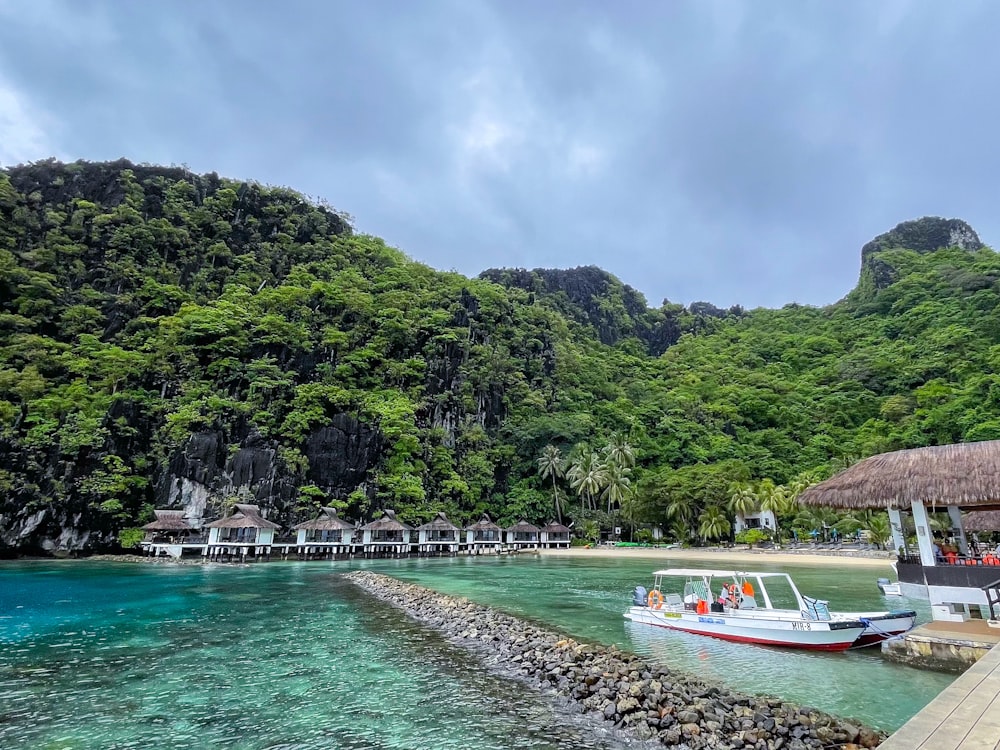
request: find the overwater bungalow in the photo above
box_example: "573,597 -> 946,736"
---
140,509 -> 205,557
292,507 -> 355,560
799,439 -> 1000,623
203,503 -> 280,561
465,513 -> 503,554
540,521 -> 571,549
416,511 -> 460,556
359,509 -> 412,558
505,520 -> 539,549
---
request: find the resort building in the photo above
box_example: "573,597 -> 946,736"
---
140,510 -> 204,557
292,507 -> 355,559
203,503 -> 280,561
505,520 -> 540,549
540,521 -> 571,548
465,513 -> 503,554
733,509 -> 777,535
416,512 -> 461,556
799,440 -> 1000,623
359,509 -> 412,558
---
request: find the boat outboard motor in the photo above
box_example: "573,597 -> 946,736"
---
632,585 -> 648,607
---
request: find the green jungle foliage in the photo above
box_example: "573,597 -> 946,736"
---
2,159 -> 999,550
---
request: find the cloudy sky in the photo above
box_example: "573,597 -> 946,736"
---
1,0 -> 997,309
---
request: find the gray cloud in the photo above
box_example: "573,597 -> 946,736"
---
1,0 -> 998,308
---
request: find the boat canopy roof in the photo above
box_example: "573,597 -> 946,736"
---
652,568 -> 792,579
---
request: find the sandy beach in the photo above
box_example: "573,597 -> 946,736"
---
537,545 -> 897,569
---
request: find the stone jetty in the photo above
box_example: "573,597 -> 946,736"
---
346,571 -> 885,750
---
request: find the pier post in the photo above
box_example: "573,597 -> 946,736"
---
911,500 -> 936,566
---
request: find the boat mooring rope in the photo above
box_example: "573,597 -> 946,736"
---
846,617 -> 902,650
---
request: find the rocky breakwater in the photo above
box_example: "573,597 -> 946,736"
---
346,571 -> 885,750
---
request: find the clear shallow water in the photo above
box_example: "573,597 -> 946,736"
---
371,554 -> 955,731
0,561 -> 632,750
0,556 -> 953,748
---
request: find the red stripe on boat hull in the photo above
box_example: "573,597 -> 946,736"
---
635,620 -> 857,652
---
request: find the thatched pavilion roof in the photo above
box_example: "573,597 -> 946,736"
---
505,520 -> 540,533
798,440 -> 1000,510
359,509 -> 412,532
962,511 -> 1000,532
293,507 -> 355,531
141,510 -> 194,532
417,511 -> 459,532
466,513 -> 501,532
204,503 -> 281,530
542,521 -> 571,533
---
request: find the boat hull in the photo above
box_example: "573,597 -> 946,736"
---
842,610 -> 917,647
625,606 -> 866,651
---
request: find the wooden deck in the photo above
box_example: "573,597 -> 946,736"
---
879,636 -> 1000,749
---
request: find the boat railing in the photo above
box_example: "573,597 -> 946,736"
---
983,578 -> 1000,620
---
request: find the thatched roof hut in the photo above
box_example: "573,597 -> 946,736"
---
293,507 -> 355,532
417,512 -> 459,532
141,509 -> 194,532
359,509 -> 412,532
541,521 -> 571,534
466,513 -> 501,532
962,511 -> 1000,533
797,440 -> 1000,511
204,503 -> 281,530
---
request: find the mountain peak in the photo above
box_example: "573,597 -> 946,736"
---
861,217 -> 982,261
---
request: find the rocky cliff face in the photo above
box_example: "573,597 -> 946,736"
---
0,412 -> 382,554
860,217 -> 983,292
155,414 -> 382,529
861,217 -> 983,261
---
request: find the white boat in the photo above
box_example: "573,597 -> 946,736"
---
876,563 -> 903,597
624,568 -> 915,651
876,577 -> 903,597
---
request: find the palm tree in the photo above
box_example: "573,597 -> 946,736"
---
668,520 -> 690,545
536,445 -> 565,523
601,463 -> 633,514
666,495 -> 697,539
727,482 -> 758,520
866,514 -> 892,550
699,505 -> 731,543
603,433 -> 636,470
758,480 -> 795,537
567,450 -> 607,511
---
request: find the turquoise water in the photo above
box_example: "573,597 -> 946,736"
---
0,556 -> 953,748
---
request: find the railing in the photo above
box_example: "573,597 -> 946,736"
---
146,535 -> 208,545
898,553 -> 1000,567
371,533 -> 405,542
985,578 -> 1000,620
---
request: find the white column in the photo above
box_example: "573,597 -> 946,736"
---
947,506 -> 969,555
910,500 -> 936,566
887,508 -> 905,555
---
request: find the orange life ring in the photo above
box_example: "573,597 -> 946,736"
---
647,590 -> 664,610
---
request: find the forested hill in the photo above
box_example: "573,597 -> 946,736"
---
1,159 -> 998,555
478,265 -> 745,355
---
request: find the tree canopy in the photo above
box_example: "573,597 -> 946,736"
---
2,160 -> 999,552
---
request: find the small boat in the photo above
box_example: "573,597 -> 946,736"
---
876,562 -> 903,597
876,577 -> 902,596
625,568 -> 916,651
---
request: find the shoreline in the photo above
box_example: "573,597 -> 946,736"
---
347,570 -> 885,748
3,547 -> 899,570
536,546 -> 896,569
